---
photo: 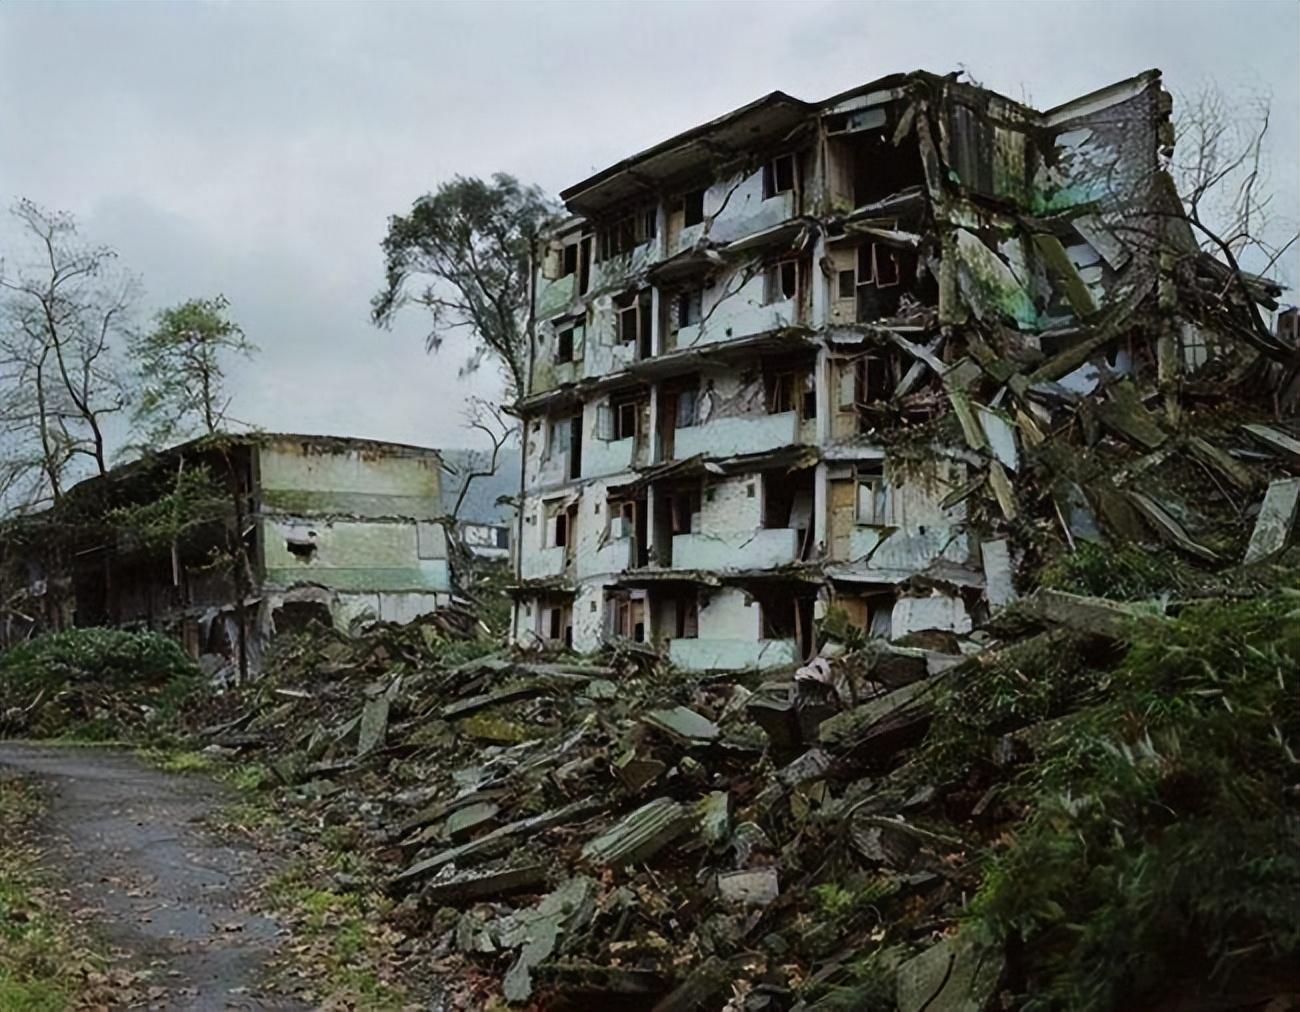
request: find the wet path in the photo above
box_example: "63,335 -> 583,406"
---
0,743 -> 305,1011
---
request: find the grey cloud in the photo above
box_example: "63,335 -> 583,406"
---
1,1 -> 1294,456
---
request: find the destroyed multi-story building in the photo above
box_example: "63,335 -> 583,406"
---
511,69 -> 1293,669
4,434 -> 455,664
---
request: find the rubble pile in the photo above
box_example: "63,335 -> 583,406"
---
204,459 -> 1299,1011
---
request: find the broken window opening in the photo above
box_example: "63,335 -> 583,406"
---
763,258 -> 799,305
597,206 -> 657,261
835,127 -> 924,207
672,486 -> 701,533
616,289 -> 654,358
758,592 -> 814,657
578,235 -> 593,294
561,242 -> 579,278
761,469 -> 815,559
546,417 -> 569,459
854,243 -> 915,322
837,269 -> 856,300
567,416 -> 582,481
682,188 -> 705,227
677,288 -> 704,329
609,392 -> 646,442
762,153 -> 797,200
607,591 -> 646,643
555,324 -> 577,364
855,467 -> 892,526
674,594 -> 699,639
764,364 -> 816,420
543,598 -> 573,648
285,534 -> 317,561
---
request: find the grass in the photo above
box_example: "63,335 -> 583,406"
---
261,846 -> 407,1009
0,777 -> 120,1011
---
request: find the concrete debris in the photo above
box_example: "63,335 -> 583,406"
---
581,797 -> 696,867
1019,587 -> 1162,640
896,931 -> 1005,1012
717,866 -> 780,907
1244,478 -> 1300,564
420,864 -> 549,907
500,875 -> 597,1003
641,705 -> 721,744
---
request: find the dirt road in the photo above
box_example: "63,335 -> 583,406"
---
0,742 -> 305,1011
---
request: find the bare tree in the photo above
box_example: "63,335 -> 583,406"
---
1170,84 -> 1298,355
448,397 -> 517,521
441,396 -> 518,605
0,200 -> 135,508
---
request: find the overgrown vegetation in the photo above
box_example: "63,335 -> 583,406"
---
0,626 -> 205,740
965,589 -> 1300,1007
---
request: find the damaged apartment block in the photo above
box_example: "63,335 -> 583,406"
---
512,69 -> 1296,670
16,434 -> 458,674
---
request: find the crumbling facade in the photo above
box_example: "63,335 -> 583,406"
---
54,434 -> 453,667
511,69 -> 1293,668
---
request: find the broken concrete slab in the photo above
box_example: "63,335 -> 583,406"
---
977,406 -> 1019,471
443,800 -> 500,840
439,681 -> 555,720
1243,477 -> 1300,564
652,956 -> 733,1012
581,797 -> 695,867
896,931 -> 1005,1012
613,750 -> 667,794
1127,491 -> 1220,561
717,866 -> 780,907
641,706 -> 720,744
501,875 -> 597,1004
981,538 -> 1016,608
1097,379 -> 1167,449
986,460 -> 1018,519
1019,587 -> 1161,639
420,863 -> 548,907
356,695 -> 390,757
391,796 -> 605,891
1185,435 -> 1257,491
818,678 -> 938,757
1243,423 -> 1300,464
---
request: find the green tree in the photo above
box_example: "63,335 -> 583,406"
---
130,295 -> 256,442
129,295 -> 258,682
372,173 -> 556,399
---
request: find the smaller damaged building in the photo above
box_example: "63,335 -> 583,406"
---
511,68 -> 1296,669
22,433 -> 453,671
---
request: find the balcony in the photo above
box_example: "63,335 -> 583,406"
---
673,410 -> 798,460
671,527 -> 799,572
520,544 -> 566,580
593,535 -> 635,574
669,637 -> 798,671
584,435 -> 635,478
672,282 -> 797,352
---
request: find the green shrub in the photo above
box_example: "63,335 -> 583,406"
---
0,627 -> 205,740
1039,541 -> 1185,600
966,589 -> 1300,1008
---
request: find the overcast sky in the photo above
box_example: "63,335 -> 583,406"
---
1,1 -> 1295,454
